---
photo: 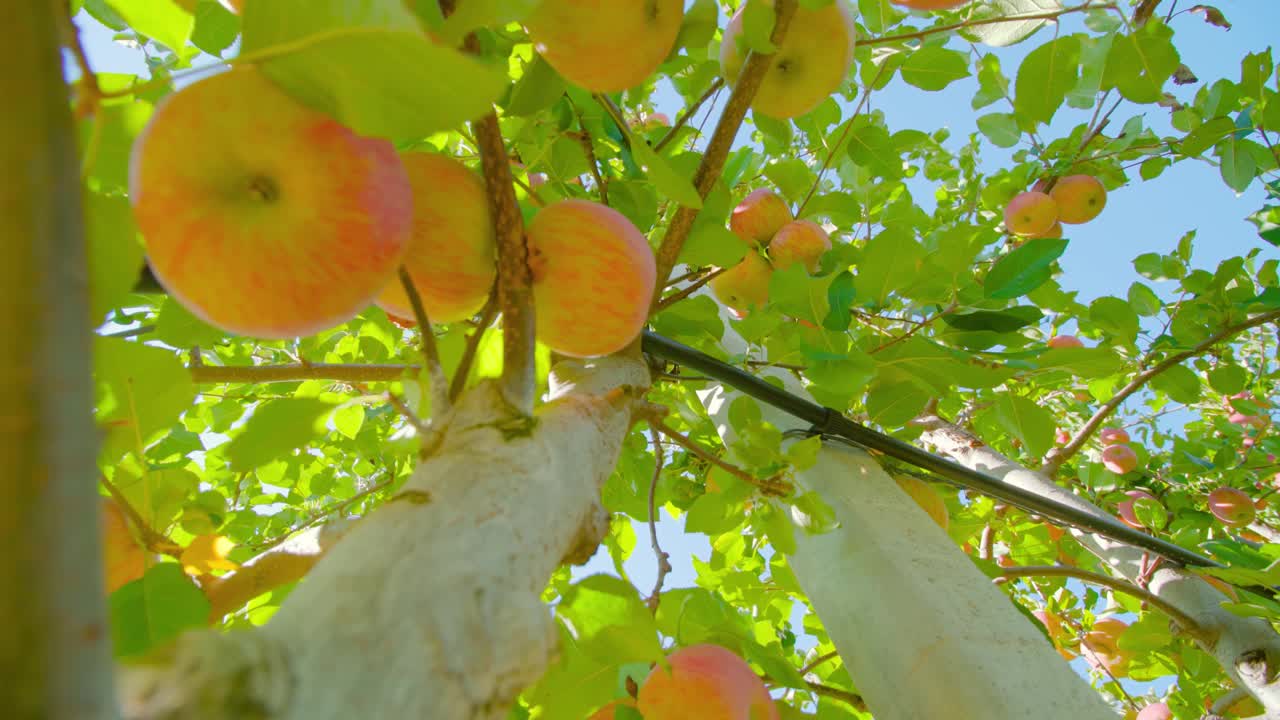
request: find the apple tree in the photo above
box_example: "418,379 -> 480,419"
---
7,0 -> 1280,718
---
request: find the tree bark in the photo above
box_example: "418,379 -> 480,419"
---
0,3 -> 116,718
916,416 -> 1280,718
119,356 -> 649,719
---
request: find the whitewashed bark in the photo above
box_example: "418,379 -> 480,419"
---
695,295 -> 1113,719
916,415 -> 1280,719
120,355 -> 649,720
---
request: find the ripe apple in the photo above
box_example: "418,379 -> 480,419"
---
720,0 -> 857,119
102,498 -> 146,593
644,113 -> 671,130
1229,412 -> 1269,429
1004,191 -> 1059,236
376,153 -> 495,324
711,251 -> 773,316
1207,486 -> 1256,526
1099,427 -> 1130,445
730,189 -> 792,246
524,0 -> 684,92
637,644 -> 779,720
130,67 -> 413,339
526,199 -> 656,357
1136,702 -> 1172,720
1116,489 -> 1159,529
1050,175 -> 1107,224
588,699 -> 636,719
769,220 -> 831,273
1047,335 -> 1084,349
1028,222 -> 1064,239
1101,444 -> 1139,474
1055,428 -> 1071,445
1082,617 -> 1133,677
1032,609 -> 1076,661
893,0 -> 970,9
892,474 -> 949,530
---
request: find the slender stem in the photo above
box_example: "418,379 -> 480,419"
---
655,267 -> 724,311
189,363 -> 419,384
869,302 -> 957,355
644,427 -> 671,613
802,682 -> 866,711
859,3 -> 1116,48
652,420 -> 791,496
997,565 -> 1209,642
99,476 -> 180,556
1044,309 -> 1280,473
797,63 -> 888,216
650,0 -> 800,301
449,294 -> 498,402
654,78 -> 725,153
249,475 -> 396,553
799,650 -> 840,676
398,267 -> 450,415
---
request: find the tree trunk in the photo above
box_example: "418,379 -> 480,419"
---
917,416 -> 1280,718
120,356 -> 649,719
697,300 -> 1113,719
1,3 -> 116,718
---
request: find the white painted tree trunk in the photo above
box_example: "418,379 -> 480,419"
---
696,296 -> 1114,719
119,355 -> 650,720
916,415 -> 1280,718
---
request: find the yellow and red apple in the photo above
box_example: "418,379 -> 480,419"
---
1099,427 -> 1130,445
376,153 -> 495,324
730,189 -> 792,246
129,67 -> 413,338
1047,334 -> 1084,349
526,199 -> 656,357
720,0 -> 857,119
1116,489 -> 1160,529
1207,487 -> 1255,526
769,220 -> 831,273
711,251 -> 773,317
1082,617 -> 1133,677
525,0 -> 684,92
637,644 -> 779,720
1050,175 -> 1107,224
1101,444 -> 1139,474
1004,191 -> 1060,237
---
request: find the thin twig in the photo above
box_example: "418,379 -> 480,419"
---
189,363 -> 419,384
655,267 -> 724,311
859,3 -> 1116,48
99,476 -> 181,556
652,419 -> 791,496
650,0 -> 800,301
802,682 -> 866,711
385,392 -> 433,438
996,565 -> 1210,642
1044,309 -> 1280,473
449,293 -> 498,402
645,427 -> 671,613
398,267 -> 450,415
248,475 -> 396,553
569,99 -> 609,205
869,302 -> 958,355
797,62 -> 888,216
799,650 -> 840,676
654,78 -> 725,153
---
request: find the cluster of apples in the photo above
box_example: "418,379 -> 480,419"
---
129,67 -> 656,358
710,190 -> 831,318
1098,426 -> 1140,475
589,644 -> 778,720
1003,175 -> 1108,239
1081,616 -> 1134,677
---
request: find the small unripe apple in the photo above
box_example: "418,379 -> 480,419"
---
525,0 -> 684,92
892,0 -> 969,8
526,199 -> 656,357
892,474 -> 949,530
711,252 -> 773,316
130,67 -> 413,338
730,189 -> 792,246
1101,444 -> 1139,474
1135,702 -> 1172,720
375,153 -> 495,324
1207,486 -> 1256,526
638,644 -> 779,720
1047,335 -> 1084,349
720,0 -> 856,119
1099,427 -> 1130,446
1050,175 -> 1107,224
1004,191 -> 1060,237
1116,489 -> 1159,529
769,220 -> 831,273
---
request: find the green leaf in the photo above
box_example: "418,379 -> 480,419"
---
225,398 -> 335,471
154,297 -> 229,348
992,394 -> 1056,459
631,141 -> 703,209
191,0 -> 241,57
976,112 -> 1021,147
1207,365 -> 1249,395
984,238 -> 1067,299
900,47 -> 970,91
331,404 -> 365,440
1102,21 -> 1181,103
1088,296 -> 1140,342
1180,116 -> 1237,157
1036,347 -> 1124,378
966,0 -> 1064,48
865,379 -> 930,427
85,193 -> 145,325
505,55 -> 567,117
942,306 -> 1043,333
769,265 -> 832,324
110,564 -> 210,658
558,575 -> 664,664
1218,137 -> 1258,192
1014,36 -> 1080,129
95,338 -> 197,459
1126,283 -> 1163,317
242,0 -> 506,139
1149,363 -> 1202,404
853,227 -> 924,307
105,0 -> 194,54
846,120 -> 903,179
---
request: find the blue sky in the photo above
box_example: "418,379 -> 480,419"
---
77,0 -> 1278,708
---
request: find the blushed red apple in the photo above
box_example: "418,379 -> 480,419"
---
1101,444 -> 1139,474
376,152 -> 495,324
1047,335 -> 1084,349
1117,489 -> 1159,529
711,251 -> 773,317
637,644 -> 779,720
1099,427 -> 1130,445
1050,175 -> 1107,224
769,220 -> 831,273
525,0 -> 684,92
1207,487 -> 1256,526
1004,191 -> 1059,237
526,199 -> 656,357
129,67 -> 412,338
1136,702 -> 1172,720
730,189 -> 792,246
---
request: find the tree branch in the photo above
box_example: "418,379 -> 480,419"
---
650,0 -> 800,300
802,681 -> 866,712
189,363 -> 419,384
1043,309 -> 1280,473
655,267 -> 724,311
654,78 -> 724,153
398,267 -> 450,415
652,419 -> 790,496
858,3 -> 1116,48
205,521 -> 355,621
100,476 -> 180,557
449,293 -> 499,402
644,427 -> 671,613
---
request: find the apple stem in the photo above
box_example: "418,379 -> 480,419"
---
397,267 -> 450,416
649,0 -> 801,308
